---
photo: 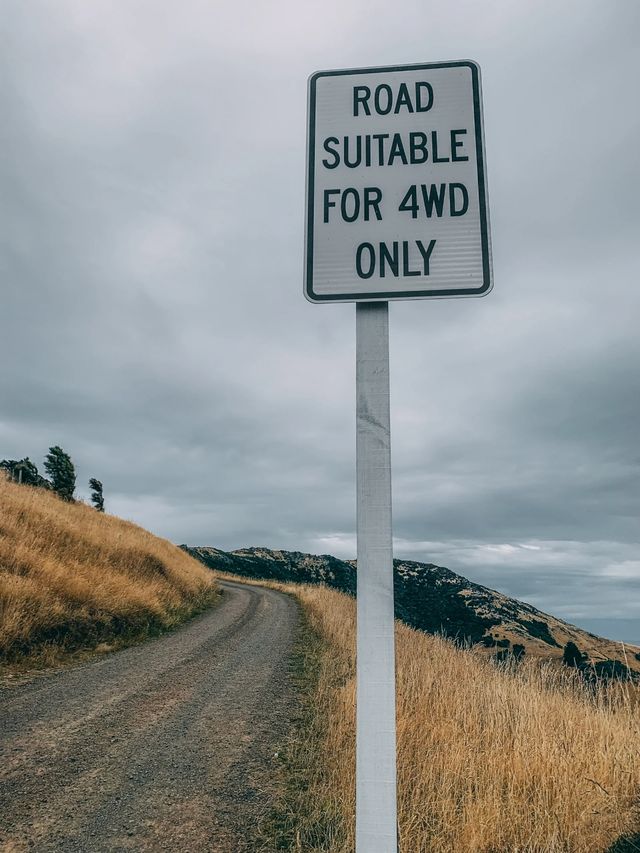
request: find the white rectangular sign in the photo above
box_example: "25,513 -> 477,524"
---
305,61 -> 492,302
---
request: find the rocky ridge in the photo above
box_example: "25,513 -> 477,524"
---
183,545 -> 640,676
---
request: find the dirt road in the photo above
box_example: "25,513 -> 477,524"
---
0,580 -> 298,852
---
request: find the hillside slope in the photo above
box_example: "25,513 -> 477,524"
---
272,582 -> 640,852
184,545 -> 640,675
0,477 -> 218,665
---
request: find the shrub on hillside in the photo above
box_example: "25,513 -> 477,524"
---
562,641 -> 587,668
593,659 -> 633,682
494,645 -> 525,664
512,643 -> 526,661
1,458 -> 51,489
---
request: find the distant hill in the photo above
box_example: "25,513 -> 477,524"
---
183,545 -> 640,677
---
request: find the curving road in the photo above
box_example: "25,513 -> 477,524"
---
0,581 -> 298,852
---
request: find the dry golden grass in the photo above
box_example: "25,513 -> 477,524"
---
248,576 -> 640,853
0,477 -> 218,666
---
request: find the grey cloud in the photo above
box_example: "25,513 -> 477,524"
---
2,0 -> 639,632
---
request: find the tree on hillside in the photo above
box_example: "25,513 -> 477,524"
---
1,457 -> 51,489
89,478 -> 104,512
44,446 -> 76,501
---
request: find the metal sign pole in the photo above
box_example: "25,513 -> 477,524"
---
356,300 -> 397,853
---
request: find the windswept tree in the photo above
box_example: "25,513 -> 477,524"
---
44,446 -> 76,501
89,478 -> 104,512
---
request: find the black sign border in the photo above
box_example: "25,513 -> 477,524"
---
305,60 -> 492,303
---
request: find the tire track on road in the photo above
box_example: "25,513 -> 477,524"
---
0,581 -> 298,852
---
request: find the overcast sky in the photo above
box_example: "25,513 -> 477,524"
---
2,0 -> 639,642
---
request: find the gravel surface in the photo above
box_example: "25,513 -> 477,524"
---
0,580 -> 298,852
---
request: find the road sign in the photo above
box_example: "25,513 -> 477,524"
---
304,60 -> 492,853
305,60 -> 492,302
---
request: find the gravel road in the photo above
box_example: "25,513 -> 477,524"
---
0,580 -> 299,852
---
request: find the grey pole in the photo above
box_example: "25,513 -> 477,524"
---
355,301 -> 397,853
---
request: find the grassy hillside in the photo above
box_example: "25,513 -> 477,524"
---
0,477 -> 218,667
252,578 -> 640,852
